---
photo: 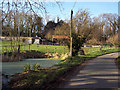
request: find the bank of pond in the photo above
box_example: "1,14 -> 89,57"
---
2,58 -> 61,75
1,58 -> 61,89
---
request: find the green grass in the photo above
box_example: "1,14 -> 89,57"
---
1,40 -> 25,46
9,47 -> 120,88
1,41 -> 69,55
1,41 -> 118,56
82,46 -> 117,54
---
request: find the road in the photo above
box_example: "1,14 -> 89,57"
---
63,52 -> 119,88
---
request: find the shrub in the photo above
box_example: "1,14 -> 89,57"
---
79,49 -> 85,55
66,33 -> 86,56
24,63 -> 41,71
32,63 -> 40,71
24,64 -> 31,72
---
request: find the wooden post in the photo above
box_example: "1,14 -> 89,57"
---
54,48 -> 56,53
2,47 -> 4,56
24,45 -> 25,51
47,47 -> 49,53
6,46 -> 7,53
29,44 -> 30,51
37,44 -> 39,51
45,47 -> 47,53
70,10 -> 73,58
6,46 -> 8,58
18,45 -> 20,53
13,46 -> 14,52
63,48 -> 65,54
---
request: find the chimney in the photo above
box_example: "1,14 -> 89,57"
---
57,17 -> 59,23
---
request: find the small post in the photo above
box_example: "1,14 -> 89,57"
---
6,46 -> 7,53
54,48 -> 56,53
37,44 -> 39,51
45,47 -> 47,53
24,45 -> 25,51
63,48 -> 65,54
29,44 -> 30,51
13,46 -> 14,52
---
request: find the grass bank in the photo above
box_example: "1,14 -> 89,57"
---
8,47 -> 120,89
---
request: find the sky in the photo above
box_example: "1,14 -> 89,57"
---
44,1 -> 118,23
1,0 -> 119,24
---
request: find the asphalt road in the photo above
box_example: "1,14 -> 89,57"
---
63,52 -> 119,88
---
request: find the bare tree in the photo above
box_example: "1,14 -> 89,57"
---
0,0 -> 63,58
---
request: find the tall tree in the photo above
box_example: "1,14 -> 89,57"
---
73,9 -> 91,37
34,15 -> 43,37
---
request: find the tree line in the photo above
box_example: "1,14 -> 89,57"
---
1,1 -> 119,46
44,9 -> 119,46
2,11 -> 43,37
0,1 -> 119,56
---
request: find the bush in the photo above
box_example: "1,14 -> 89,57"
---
32,63 -> 40,71
24,64 -> 31,72
79,49 -> 85,55
24,63 -> 41,71
66,33 -> 86,56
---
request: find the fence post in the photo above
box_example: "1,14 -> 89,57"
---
47,47 -> 49,53
45,46 -> 47,53
13,46 -> 14,52
37,44 -> 39,51
24,45 -> 25,51
29,44 -> 30,51
63,48 -> 65,54
6,46 -> 7,52
54,48 -> 56,53
6,46 -> 8,58
2,46 -> 4,57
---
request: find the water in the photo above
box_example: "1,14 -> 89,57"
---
1,58 -> 61,75
1,58 -> 61,89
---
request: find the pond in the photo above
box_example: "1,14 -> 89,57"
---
1,58 -> 61,75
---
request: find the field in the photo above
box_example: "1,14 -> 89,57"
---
1,41 -> 119,55
1,41 -> 69,55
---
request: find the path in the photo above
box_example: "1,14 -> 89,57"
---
63,52 -> 119,88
